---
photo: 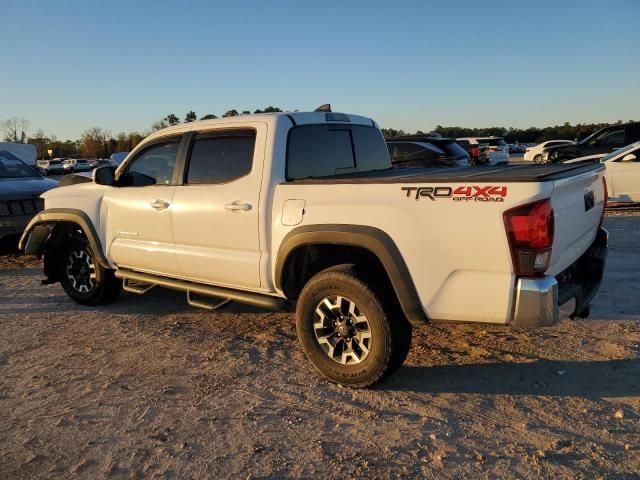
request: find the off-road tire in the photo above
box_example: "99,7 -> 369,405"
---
296,264 -> 411,388
59,234 -> 121,305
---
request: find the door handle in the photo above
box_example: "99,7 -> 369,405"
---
150,199 -> 170,210
224,201 -> 252,212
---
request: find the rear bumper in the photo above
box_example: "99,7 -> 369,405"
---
511,228 -> 608,328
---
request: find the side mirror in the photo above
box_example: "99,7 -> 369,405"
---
93,165 -> 117,185
622,153 -> 637,163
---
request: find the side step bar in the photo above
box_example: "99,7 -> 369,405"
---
114,269 -> 291,312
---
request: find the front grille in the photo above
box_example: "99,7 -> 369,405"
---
0,198 -> 44,217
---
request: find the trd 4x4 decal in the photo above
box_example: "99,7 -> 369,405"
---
401,186 -> 508,202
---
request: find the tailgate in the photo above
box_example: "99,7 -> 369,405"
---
547,166 -> 605,276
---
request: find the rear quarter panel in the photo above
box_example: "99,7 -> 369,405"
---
272,180 -> 553,324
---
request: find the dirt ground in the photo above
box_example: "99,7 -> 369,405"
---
1,212 -> 639,479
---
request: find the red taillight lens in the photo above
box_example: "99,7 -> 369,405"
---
471,146 -> 479,158
504,199 -> 554,276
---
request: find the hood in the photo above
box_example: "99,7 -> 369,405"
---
0,177 -> 59,201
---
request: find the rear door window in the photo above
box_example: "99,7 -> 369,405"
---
186,130 -> 255,184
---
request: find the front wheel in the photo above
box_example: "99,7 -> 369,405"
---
295,265 -> 411,388
59,234 -> 121,305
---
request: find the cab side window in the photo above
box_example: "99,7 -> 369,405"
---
121,140 -> 180,187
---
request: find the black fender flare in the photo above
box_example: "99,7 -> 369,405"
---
275,224 -> 428,325
19,208 -> 110,269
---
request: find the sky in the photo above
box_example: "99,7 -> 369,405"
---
1,0 -> 639,140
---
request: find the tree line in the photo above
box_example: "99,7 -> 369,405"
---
1,107 -> 285,159
382,120 -> 636,143
151,107 -> 283,131
3,112 -> 635,159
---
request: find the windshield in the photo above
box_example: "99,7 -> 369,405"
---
0,150 -> 39,178
600,143 -> 639,162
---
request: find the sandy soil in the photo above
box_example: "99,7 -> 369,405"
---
0,212 -> 639,479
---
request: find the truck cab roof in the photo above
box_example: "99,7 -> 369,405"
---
146,111 -> 377,143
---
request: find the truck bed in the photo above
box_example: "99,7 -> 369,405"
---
285,162 -> 604,184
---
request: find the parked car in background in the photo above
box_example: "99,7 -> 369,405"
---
539,122 -> 640,164
524,140 -> 574,162
386,137 -> 469,168
63,158 -> 91,173
565,141 -> 640,202
0,150 -> 57,240
454,138 -> 490,165
89,158 -> 114,169
37,158 -> 66,176
456,137 -> 508,165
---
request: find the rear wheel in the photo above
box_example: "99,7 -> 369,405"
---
295,265 -> 411,388
59,234 -> 121,305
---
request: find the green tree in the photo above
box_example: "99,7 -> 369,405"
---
164,114 -> 180,126
222,109 -> 239,118
254,106 -> 282,114
184,111 -> 197,123
200,114 -> 217,120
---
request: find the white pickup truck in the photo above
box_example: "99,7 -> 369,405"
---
20,108 -> 608,387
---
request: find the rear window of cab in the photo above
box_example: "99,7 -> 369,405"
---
286,124 -> 391,180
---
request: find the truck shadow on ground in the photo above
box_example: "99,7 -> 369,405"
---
382,358 -> 640,399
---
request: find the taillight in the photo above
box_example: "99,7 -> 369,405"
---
504,199 -> 554,276
599,176 -> 607,229
471,146 -> 479,158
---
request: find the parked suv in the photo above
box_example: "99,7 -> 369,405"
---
540,122 -> 640,163
386,136 -> 469,168
454,138 -> 489,165
37,158 -> 66,176
63,158 -> 91,173
456,137 -> 508,165
0,150 -> 57,240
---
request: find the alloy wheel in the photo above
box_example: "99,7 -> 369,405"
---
313,295 -> 372,365
65,249 -> 96,293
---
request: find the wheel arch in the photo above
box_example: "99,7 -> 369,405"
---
19,208 -> 110,269
275,224 -> 428,325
